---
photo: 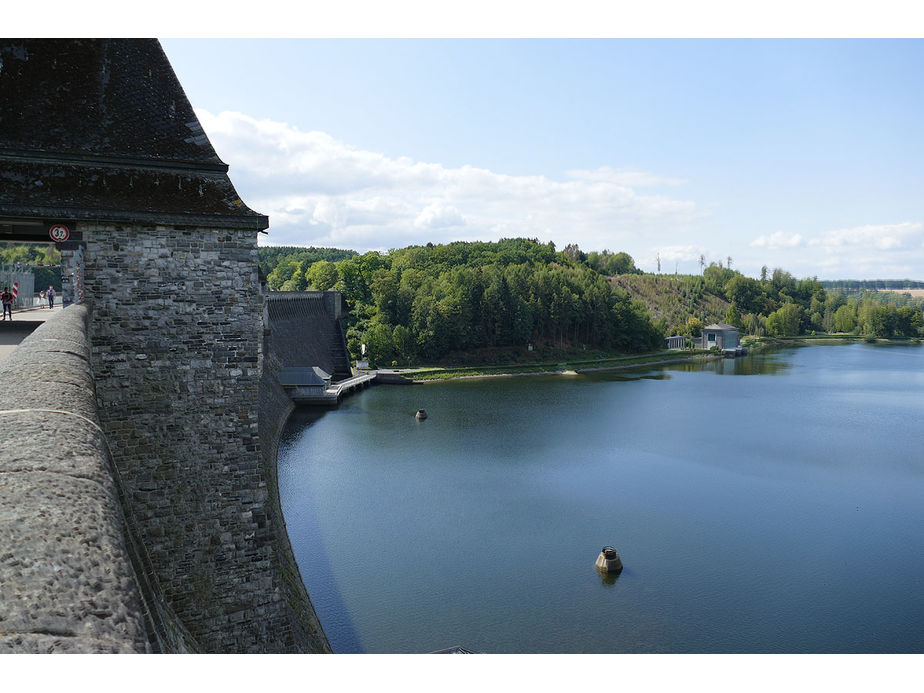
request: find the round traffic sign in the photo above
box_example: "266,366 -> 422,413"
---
49,224 -> 70,242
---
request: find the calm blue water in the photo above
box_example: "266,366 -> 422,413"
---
277,344 -> 924,653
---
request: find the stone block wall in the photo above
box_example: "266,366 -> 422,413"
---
0,306 -> 150,653
81,223 -> 297,652
258,342 -> 331,652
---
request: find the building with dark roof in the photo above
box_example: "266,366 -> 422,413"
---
0,39 -> 328,654
0,39 -> 266,235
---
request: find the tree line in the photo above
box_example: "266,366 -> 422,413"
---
259,242 -> 924,364
261,238 -> 662,366
690,263 -> 922,339
0,243 -> 61,292
822,279 -> 924,291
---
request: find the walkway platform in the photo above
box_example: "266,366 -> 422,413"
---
282,371 -> 378,405
0,305 -> 65,362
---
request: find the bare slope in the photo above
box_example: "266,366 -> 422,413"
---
609,274 -> 731,333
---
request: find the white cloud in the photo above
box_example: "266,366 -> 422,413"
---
809,222 -> 923,252
414,203 -> 465,229
744,222 -> 924,279
197,109 -> 704,254
656,245 -> 705,263
565,166 -> 687,187
750,231 -> 805,249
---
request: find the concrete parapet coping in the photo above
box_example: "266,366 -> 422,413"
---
0,306 -> 151,653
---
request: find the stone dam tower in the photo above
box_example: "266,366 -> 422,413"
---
0,39 -> 329,652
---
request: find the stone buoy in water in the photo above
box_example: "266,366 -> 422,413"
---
415,409 -> 428,420
595,546 -> 623,574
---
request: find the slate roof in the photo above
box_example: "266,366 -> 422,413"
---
0,39 -> 267,230
703,323 -> 739,331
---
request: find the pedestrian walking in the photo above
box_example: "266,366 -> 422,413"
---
39,290 -> 46,308
47,285 -> 56,309
1,287 -> 13,321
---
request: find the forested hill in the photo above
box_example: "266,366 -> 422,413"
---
260,246 -> 358,288
259,240 -> 924,366
260,238 -> 662,366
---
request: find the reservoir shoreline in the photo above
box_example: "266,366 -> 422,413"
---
397,335 -> 922,383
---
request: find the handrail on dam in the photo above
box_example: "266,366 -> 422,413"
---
0,306 -> 192,653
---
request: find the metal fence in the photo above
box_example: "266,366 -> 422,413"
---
0,266 -> 36,308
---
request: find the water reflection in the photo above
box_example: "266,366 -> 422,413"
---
662,351 -> 792,376
277,408 -> 365,653
283,406 -> 330,432
278,343 -> 924,653
585,372 -> 672,383
584,350 -> 792,381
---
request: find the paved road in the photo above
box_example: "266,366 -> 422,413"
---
0,305 -> 63,362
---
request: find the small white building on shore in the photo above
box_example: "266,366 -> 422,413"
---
665,323 -> 743,354
701,323 -> 740,352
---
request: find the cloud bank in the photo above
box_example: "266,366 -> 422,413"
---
198,109 -> 702,255
748,222 -> 924,279
198,109 -> 922,279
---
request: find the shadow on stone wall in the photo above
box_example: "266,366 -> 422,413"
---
0,306 -> 198,653
259,332 -> 332,653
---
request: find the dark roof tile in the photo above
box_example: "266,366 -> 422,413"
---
0,39 -> 267,230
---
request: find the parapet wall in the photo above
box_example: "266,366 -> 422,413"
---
0,234 -> 332,653
0,307 -> 153,653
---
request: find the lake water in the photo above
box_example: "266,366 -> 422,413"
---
277,343 -> 924,653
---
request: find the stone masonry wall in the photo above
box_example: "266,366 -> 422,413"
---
258,341 -> 331,652
0,306 -> 150,653
82,223 -> 297,652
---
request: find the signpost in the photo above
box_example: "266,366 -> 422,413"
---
49,224 -> 70,242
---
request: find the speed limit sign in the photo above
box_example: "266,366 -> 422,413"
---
49,224 -> 70,242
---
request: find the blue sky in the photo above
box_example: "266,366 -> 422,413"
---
157,37 -> 922,280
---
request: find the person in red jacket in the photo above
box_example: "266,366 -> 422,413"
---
1,287 -> 13,321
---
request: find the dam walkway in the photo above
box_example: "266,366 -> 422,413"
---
327,372 -> 377,400
279,370 -> 413,406
278,370 -> 378,405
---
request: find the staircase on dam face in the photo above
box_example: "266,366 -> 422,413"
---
266,292 -> 353,382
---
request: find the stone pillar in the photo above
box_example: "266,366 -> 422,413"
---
82,223 -> 294,652
59,242 -> 85,306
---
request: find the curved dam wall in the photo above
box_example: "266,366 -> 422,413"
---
266,292 -> 352,381
0,301 -> 330,653
0,306 -> 189,653
80,223 -> 329,653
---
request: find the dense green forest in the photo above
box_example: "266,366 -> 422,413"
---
260,246 -> 359,290
263,238 -> 662,366
259,240 -> 924,366
689,264 -> 922,339
822,279 -> 924,291
822,285 -> 924,311
0,243 -> 61,292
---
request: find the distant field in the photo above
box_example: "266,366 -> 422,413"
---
879,289 -> 924,297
